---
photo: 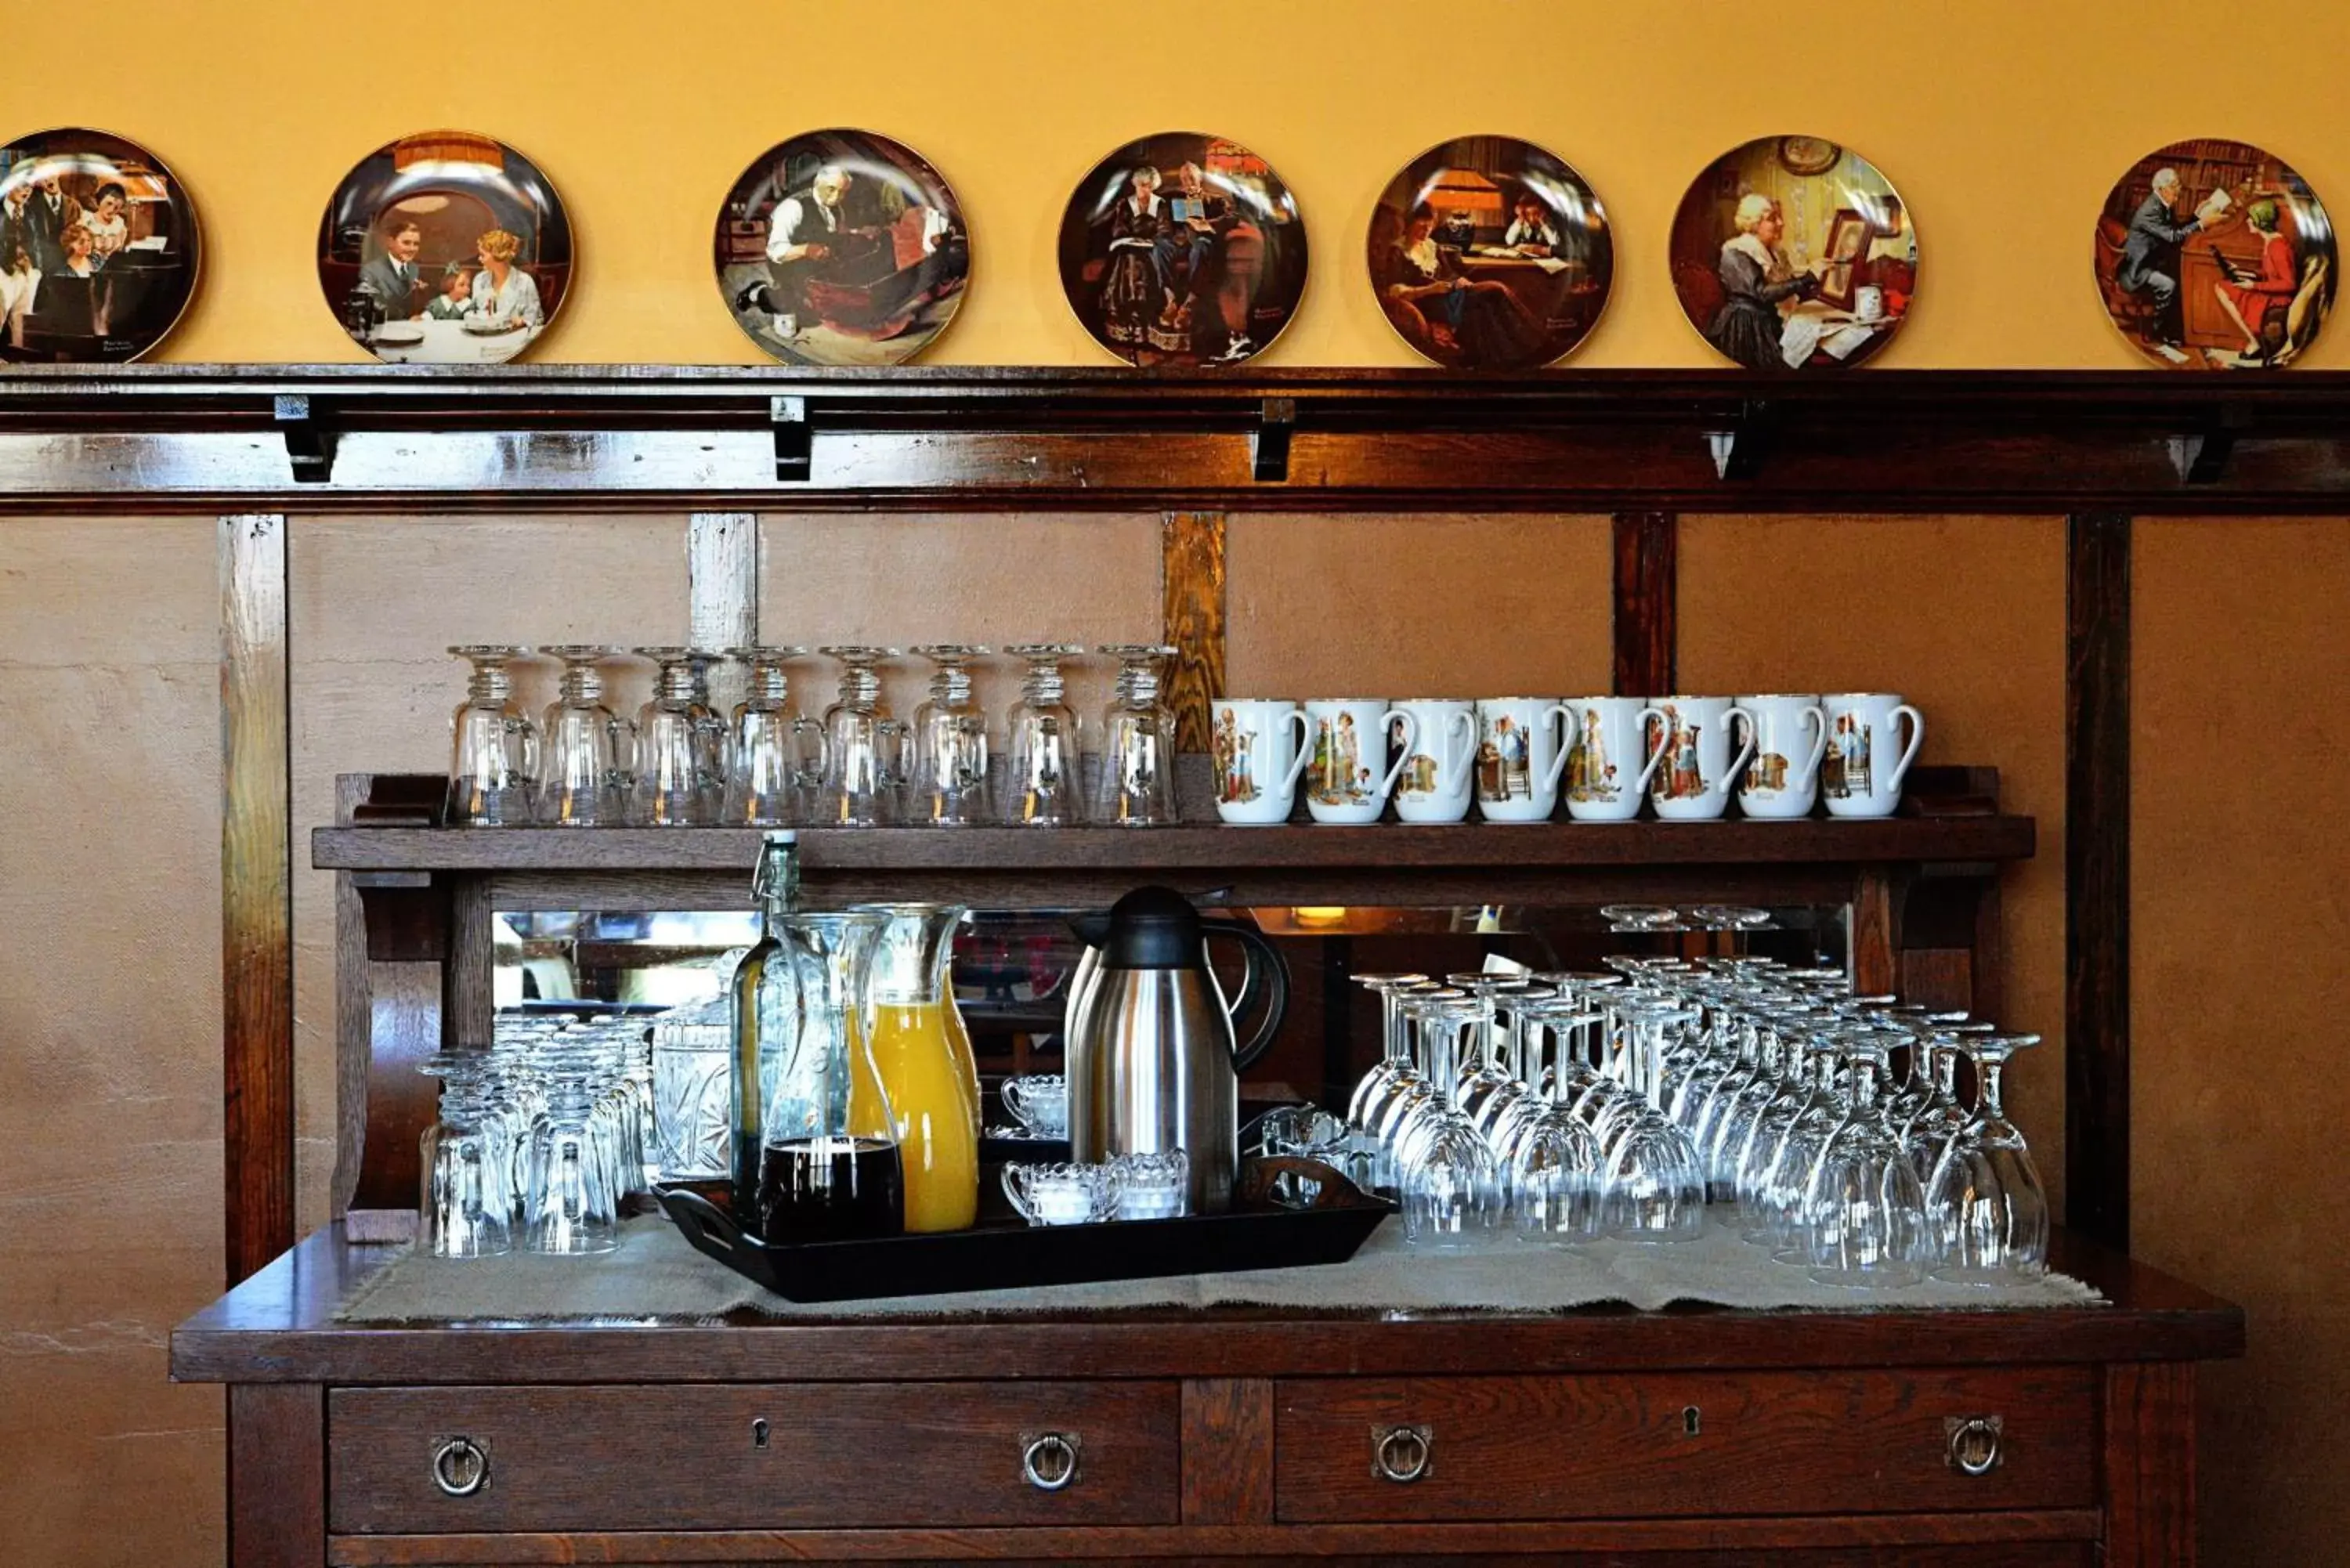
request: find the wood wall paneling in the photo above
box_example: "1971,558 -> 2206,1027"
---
220,511 -> 295,1285
1160,511 -> 1227,753
1612,511 -> 1677,697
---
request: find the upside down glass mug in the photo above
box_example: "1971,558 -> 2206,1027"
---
1643,696 -> 1757,822
1210,698 -> 1311,826
1820,693 -> 1925,818
1303,699 -> 1416,826
1475,697 -> 1574,823
1735,694 -> 1830,820
1390,699 -> 1477,825
1560,696 -> 1669,822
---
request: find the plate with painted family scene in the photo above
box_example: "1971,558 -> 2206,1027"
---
1668,135 -> 1914,370
0,126 -> 201,363
2093,139 -> 2335,370
1367,135 -> 1612,370
316,129 -> 573,365
1058,131 -> 1307,368
718,129 -> 971,366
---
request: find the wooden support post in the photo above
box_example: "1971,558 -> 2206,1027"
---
689,511 -> 760,716
2066,511 -> 2131,1252
2103,1362 -> 2196,1566
230,1383 -> 325,1566
221,512 -> 294,1286
1611,511 -> 1676,698
1162,511 -> 1227,752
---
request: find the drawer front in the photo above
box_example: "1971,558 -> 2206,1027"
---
329,1381 -> 1180,1534
1275,1367 -> 2096,1522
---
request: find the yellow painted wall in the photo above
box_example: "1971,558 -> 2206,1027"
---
5,0 -> 2345,370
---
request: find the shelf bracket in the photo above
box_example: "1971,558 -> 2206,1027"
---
1703,400 -> 1770,482
2168,404 -> 2251,485
772,396 -> 811,482
275,394 -> 336,484
1252,397 -> 1296,482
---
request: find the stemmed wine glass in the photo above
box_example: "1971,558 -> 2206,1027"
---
720,645 -> 818,827
1003,644 -> 1084,826
1396,992 -> 1500,1246
1801,1032 -> 1928,1287
908,645 -> 993,826
535,645 -> 634,827
1925,1032 -> 2049,1281
630,647 -> 727,826
446,645 -> 540,826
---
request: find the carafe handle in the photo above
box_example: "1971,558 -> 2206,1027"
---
1202,922 -> 1289,1072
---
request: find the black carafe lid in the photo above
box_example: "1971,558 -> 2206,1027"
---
1096,885 -> 1205,970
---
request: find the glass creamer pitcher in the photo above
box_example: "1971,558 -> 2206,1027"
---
859,903 -> 980,1232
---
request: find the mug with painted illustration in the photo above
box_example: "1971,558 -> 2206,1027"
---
1735,694 -> 1831,820
1560,696 -> 1670,822
1390,699 -> 1478,825
1303,699 -> 1417,826
1209,698 -> 1311,826
1820,693 -> 1925,818
1643,696 -> 1758,822
1473,697 -> 1575,823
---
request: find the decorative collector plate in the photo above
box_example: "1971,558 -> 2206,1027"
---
0,125 -> 201,363
1668,135 -> 1914,371
316,129 -> 573,365
1058,131 -> 1306,368
1366,135 -> 1612,370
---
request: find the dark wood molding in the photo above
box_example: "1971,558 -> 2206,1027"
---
229,1382 -> 324,1566
1611,511 -> 1677,697
1159,511 -> 1226,753
0,366 -> 2344,513
2066,512 -> 2131,1251
1179,1378 -> 1274,1524
220,512 -> 294,1286
2103,1362 -> 2196,1566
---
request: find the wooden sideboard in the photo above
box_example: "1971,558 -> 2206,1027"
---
179,1225 -> 2240,1566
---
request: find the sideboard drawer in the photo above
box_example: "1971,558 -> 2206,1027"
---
1275,1366 -> 2096,1522
328,1381 -> 1180,1534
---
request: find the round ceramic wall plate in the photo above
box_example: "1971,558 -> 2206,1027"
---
1058,132 -> 1306,368
1367,136 -> 1612,370
0,126 -> 201,363
717,129 -> 971,367
316,130 -> 572,365
1668,135 -> 1914,370
2093,139 -> 2336,370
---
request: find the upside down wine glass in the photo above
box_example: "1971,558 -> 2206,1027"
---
1925,1031 -> 2049,1281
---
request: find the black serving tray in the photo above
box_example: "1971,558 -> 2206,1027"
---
655,1157 -> 1390,1305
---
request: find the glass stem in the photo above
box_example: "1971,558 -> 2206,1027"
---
1976,1057 -> 2007,1122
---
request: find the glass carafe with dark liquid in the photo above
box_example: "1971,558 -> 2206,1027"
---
739,898 -> 904,1241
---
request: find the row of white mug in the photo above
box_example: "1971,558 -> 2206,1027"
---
1209,693 -> 1925,826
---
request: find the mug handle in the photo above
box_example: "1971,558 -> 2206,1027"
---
1378,710 -> 1420,799
1633,706 -> 1672,793
1538,704 -> 1576,794
1792,704 -> 1831,789
1000,1165 -> 1035,1223
1003,1078 -> 1033,1123
1439,710 -> 1477,795
1723,705 -> 1759,797
1278,708 -> 1312,795
1888,704 -> 1927,791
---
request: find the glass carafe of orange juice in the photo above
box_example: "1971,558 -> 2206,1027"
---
857,903 -> 980,1231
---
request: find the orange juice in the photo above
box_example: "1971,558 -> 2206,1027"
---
870,1000 -> 981,1232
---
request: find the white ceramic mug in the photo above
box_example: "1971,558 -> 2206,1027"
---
1474,697 -> 1574,823
1643,696 -> 1758,822
1209,699 -> 1311,826
1560,696 -> 1671,822
1735,694 -> 1830,819
1391,699 -> 1477,824
1820,693 -> 1925,818
1303,699 -> 1416,826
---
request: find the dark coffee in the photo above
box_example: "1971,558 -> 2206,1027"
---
757,1136 -> 905,1242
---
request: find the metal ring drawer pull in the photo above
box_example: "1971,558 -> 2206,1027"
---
431,1436 -> 489,1498
1946,1414 -> 2004,1476
1373,1424 -> 1433,1484
1021,1432 -> 1080,1491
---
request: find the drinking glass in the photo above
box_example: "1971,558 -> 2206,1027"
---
1507,999 -> 1605,1241
1397,993 -> 1501,1246
813,646 -> 905,827
721,645 -> 819,827
908,645 -> 994,826
522,1042 -> 622,1255
418,1052 -> 514,1258
1801,1034 -> 1927,1287
1925,1032 -> 2049,1281
446,645 -> 540,826
1094,645 -> 1180,826
651,998 -> 732,1183
534,645 -> 634,827
630,647 -> 728,826
1003,644 -> 1085,826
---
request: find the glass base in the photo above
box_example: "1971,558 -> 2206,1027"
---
1930,1260 -> 2048,1288
1806,1261 -> 1925,1289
